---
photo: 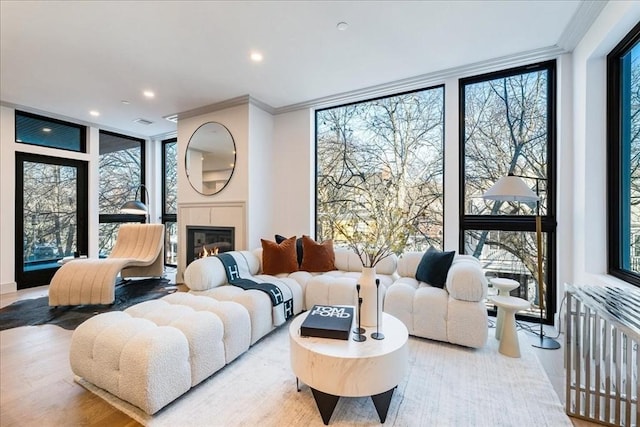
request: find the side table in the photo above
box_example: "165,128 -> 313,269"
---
490,295 -> 530,358
489,278 -> 519,340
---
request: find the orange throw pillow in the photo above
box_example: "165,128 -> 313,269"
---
261,236 -> 299,275
300,235 -> 336,272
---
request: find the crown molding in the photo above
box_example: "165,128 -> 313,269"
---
274,45 -> 567,114
176,95 -> 275,121
557,0 -> 608,51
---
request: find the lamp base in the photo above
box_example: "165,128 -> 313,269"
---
531,335 -> 561,350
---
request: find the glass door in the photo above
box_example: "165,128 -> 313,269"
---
15,153 -> 88,289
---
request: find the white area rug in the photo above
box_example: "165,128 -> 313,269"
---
77,324 -> 571,426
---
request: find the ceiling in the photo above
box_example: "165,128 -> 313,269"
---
0,1 -> 601,139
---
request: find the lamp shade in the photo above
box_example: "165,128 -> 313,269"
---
120,200 -> 148,215
482,175 -> 539,202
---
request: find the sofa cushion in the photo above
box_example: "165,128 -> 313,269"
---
415,246 -> 455,288
299,236 -> 336,272
260,237 -> 299,275
275,234 -> 303,266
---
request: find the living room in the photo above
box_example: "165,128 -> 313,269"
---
1,1 -> 639,426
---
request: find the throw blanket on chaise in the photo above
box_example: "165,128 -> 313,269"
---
216,252 -> 294,325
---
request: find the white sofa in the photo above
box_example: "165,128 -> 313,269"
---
384,252 -> 489,348
183,248 -> 398,343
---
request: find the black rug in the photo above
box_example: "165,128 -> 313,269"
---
0,278 -> 174,331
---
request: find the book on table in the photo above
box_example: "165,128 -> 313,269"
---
300,305 -> 355,340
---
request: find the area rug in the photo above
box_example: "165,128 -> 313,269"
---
77,325 -> 572,426
0,278 -> 173,331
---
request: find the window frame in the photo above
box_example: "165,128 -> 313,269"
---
607,21 -> 640,287
162,137 -> 178,266
15,110 -> 87,153
459,60 -> 558,324
98,130 -> 147,254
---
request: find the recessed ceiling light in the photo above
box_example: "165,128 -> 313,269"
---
89,110 -> 100,117
42,127 -> 51,133
250,51 -> 263,62
143,90 -> 155,98
337,21 -> 349,31
121,100 -> 130,105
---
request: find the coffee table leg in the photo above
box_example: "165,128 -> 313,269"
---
310,387 -> 340,425
371,387 -> 395,423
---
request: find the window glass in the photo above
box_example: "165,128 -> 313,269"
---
461,61 -> 556,322
316,87 -> 445,254
98,131 -> 145,255
608,23 -> 640,285
15,111 -> 86,152
162,138 -> 178,266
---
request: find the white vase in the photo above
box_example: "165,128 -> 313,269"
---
358,267 -> 381,327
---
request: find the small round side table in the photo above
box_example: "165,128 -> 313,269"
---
490,295 -> 530,358
490,278 -> 520,340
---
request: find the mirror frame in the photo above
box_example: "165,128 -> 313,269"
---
185,122 -> 237,195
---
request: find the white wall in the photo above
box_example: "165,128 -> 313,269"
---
571,0 -> 640,288
271,108 -> 314,239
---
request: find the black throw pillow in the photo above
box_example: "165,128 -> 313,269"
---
275,235 -> 303,267
415,246 -> 455,288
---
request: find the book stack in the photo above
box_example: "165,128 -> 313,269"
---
300,305 -> 355,340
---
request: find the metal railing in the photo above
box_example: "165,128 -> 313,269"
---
565,284 -> 639,426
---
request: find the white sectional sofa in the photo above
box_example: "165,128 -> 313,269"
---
69,245 -> 488,416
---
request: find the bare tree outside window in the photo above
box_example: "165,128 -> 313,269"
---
22,161 -> 78,262
98,132 -> 143,256
316,87 -> 445,263
462,62 -> 555,318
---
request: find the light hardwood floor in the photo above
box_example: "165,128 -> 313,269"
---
0,286 -> 602,427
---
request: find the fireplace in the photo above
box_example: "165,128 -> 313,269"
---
186,226 -> 235,266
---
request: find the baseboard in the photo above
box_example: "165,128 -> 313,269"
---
0,281 -> 17,295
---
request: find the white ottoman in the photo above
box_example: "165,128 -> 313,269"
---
70,294 -> 252,415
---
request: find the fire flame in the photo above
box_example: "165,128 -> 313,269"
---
199,246 -> 219,258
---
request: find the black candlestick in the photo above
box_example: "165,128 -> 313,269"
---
371,279 -> 384,340
353,284 -> 365,334
353,297 -> 366,342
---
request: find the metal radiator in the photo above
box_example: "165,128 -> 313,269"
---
566,284 -> 639,427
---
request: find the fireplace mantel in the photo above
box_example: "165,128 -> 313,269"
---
177,200 -> 246,281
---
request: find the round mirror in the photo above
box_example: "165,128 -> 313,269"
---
185,122 -> 236,195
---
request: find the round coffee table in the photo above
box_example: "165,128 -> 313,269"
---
289,311 -> 408,425
490,295 -> 530,358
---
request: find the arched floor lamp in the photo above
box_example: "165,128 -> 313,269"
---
483,174 -> 561,350
120,184 -> 150,223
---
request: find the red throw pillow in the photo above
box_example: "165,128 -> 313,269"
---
300,235 -> 336,272
261,236 -> 299,275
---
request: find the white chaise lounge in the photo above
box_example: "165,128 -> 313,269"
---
49,223 -> 165,306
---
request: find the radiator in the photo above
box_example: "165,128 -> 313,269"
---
566,284 -> 639,427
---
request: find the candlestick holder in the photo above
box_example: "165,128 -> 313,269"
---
353,296 -> 366,342
353,283 -> 365,334
371,279 -> 384,340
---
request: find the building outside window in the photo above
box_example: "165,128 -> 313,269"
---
460,60 -> 557,323
608,22 -> 640,287
316,86 -> 445,256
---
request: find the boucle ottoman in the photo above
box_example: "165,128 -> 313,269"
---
70,293 -> 251,415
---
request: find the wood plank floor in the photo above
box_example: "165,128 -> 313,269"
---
0,286 -> 601,426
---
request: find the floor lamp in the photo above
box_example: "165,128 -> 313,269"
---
483,174 -> 561,350
120,184 -> 150,223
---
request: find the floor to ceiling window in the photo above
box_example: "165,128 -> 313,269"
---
98,130 -> 145,257
162,137 -> 178,266
316,86 -> 445,256
608,22 -> 640,287
14,112 -> 88,289
460,60 -> 557,323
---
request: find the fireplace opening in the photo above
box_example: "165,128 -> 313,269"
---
186,226 -> 235,266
